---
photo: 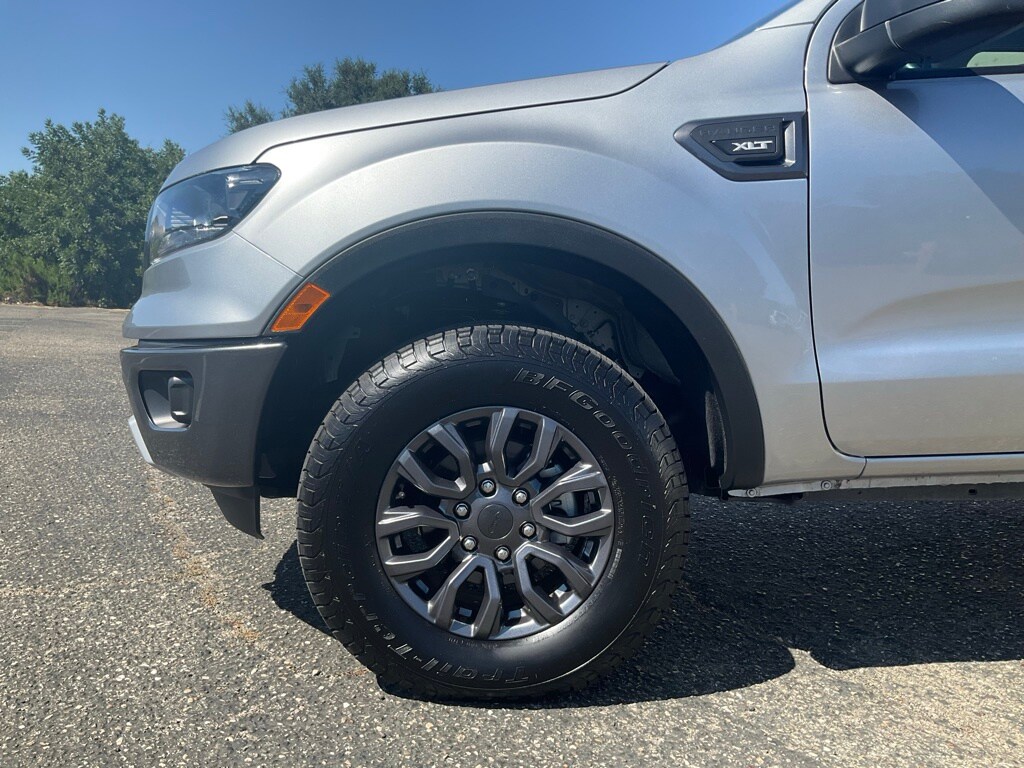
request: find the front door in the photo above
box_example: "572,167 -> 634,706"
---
807,11 -> 1024,457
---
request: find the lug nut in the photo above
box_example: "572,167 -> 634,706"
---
461,536 -> 478,552
520,522 -> 536,538
512,489 -> 529,505
479,479 -> 497,496
453,502 -> 471,518
494,546 -> 511,562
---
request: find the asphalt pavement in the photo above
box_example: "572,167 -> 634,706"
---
1,304 -> 1022,767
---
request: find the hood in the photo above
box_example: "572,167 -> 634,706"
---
163,63 -> 666,188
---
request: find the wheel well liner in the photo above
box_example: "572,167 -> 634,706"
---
268,211 -> 764,489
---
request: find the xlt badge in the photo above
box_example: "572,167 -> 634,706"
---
715,137 -> 778,155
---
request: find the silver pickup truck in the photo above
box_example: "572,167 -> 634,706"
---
121,0 -> 1024,698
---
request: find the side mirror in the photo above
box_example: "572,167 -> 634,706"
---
830,0 -> 1024,83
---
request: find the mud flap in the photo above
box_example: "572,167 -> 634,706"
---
209,486 -> 263,539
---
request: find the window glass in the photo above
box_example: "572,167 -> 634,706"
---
897,23 -> 1024,78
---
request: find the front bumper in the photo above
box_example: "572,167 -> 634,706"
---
120,339 -> 285,536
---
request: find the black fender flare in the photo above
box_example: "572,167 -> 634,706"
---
271,211 -> 765,489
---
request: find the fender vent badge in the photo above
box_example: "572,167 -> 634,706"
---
674,113 -> 807,181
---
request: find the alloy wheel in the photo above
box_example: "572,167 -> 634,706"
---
375,406 -> 615,640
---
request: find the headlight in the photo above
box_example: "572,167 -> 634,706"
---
144,164 -> 280,265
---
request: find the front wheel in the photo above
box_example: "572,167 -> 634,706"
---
296,325 -> 689,699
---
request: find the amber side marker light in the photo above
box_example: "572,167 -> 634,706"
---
271,283 -> 330,332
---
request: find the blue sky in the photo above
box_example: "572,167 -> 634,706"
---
0,0 -> 785,173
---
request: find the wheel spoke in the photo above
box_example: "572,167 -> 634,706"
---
377,506 -> 459,580
396,448 -> 467,499
523,542 -> 598,597
427,555 -> 502,638
513,542 -> 599,625
508,415 -> 560,485
536,505 -> 614,537
427,421 -> 476,495
471,561 -> 503,639
487,409 -> 563,486
380,540 -> 459,580
513,549 -> 563,626
377,505 -> 456,535
529,462 -> 608,511
485,407 -> 519,482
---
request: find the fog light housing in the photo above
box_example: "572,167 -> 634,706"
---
140,371 -> 194,428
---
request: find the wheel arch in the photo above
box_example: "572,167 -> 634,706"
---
256,211 -> 765,495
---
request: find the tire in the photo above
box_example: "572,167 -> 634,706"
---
296,325 -> 689,699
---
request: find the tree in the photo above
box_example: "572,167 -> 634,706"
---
224,100 -> 275,133
225,57 -> 438,133
0,110 -> 183,306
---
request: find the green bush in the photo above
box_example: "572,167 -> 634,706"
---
0,110 -> 183,307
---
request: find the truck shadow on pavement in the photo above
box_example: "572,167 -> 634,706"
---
263,497 -> 1024,706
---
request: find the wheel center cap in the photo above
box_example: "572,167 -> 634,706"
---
477,503 -> 514,540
